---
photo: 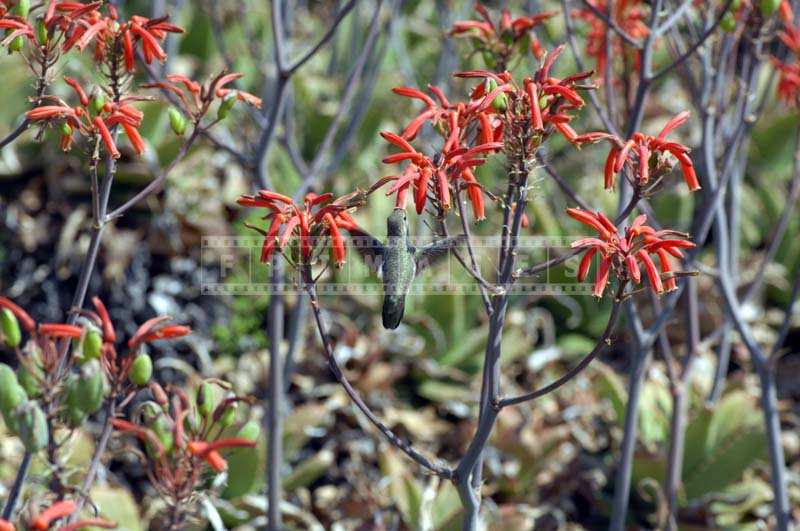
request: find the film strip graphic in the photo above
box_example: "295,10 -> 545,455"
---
200,235 -> 595,296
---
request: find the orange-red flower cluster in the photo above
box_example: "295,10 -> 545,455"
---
26,500 -> 116,531
0,295 -> 189,385
567,209 -> 695,296
143,71 -> 262,119
0,4 -> 34,46
604,111 -> 699,191
111,384 -> 256,497
574,0 -> 649,80
48,1 -> 183,69
450,4 -> 556,61
237,191 -> 363,266
381,46 -> 608,220
773,3 -> 800,106
25,77 -> 147,157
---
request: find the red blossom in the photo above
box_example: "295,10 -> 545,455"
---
604,111 -> 699,192
38,323 -> 83,338
450,4 -> 556,61
238,191 -> 364,266
567,209 -> 695,296
142,71 -> 262,120
379,49 -> 607,221
574,0 -> 649,82
31,500 -> 77,531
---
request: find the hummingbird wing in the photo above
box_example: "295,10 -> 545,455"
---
346,227 -> 386,274
415,234 -> 467,273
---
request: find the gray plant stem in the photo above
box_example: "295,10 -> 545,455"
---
1,451 -> 31,519
266,259 -> 285,531
609,334 -> 651,531
704,90 -> 792,528
665,277 -> 699,530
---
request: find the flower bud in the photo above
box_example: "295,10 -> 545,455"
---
15,402 -> 48,452
168,107 -> 187,136
129,353 -> 153,386
8,36 -> 24,53
760,0 -> 781,16
0,364 -> 27,414
82,329 -> 103,363
149,382 -> 169,407
720,12 -> 736,32
217,94 -> 236,120
237,420 -> 260,442
152,415 -> 174,453
14,0 -> 30,18
1,308 -> 21,348
218,399 -> 237,429
76,360 -> 105,414
91,93 -> 106,115
59,122 -> 73,137
196,382 -> 215,418
64,401 -> 87,428
36,18 -> 48,45
492,92 -> 508,112
17,364 -> 42,399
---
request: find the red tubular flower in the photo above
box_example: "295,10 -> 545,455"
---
63,77 -> 89,106
0,519 -> 14,531
32,500 -> 77,531
92,297 -> 116,343
568,208 -> 694,296
38,323 -> 83,338
93,116 -> 120,158
187,438 -> 256,473
25,106 -> 78,121
128,316 -> 190,349
121,121 -> 145,155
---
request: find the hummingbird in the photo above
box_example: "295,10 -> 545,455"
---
351,208 -> 466,329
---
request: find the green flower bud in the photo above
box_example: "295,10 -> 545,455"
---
218,401 -> 237,429
760,0 -> 781,17
0,363 -> 27,413
36,18 -> 48,45
217,94 -> 236,120
76,361 -> 105,415
8,35 -> 24,53
91,93 -> 106,115
59,122 -> 73,138
492,92 -> 508,112
168,107 -> 187,136
720,12 -> 736,32
237,420 -> 260,442
17,364 -> 42,399
64,402 -> 87,428
16,402 -> 48,452
152,415 -> 174,453
1,308 -> 21,348
82,329 -> 103,363
485,78 -> 498,92
14,0 -> 30,18
129,353 -> 153,386
196,382 -> 215,418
